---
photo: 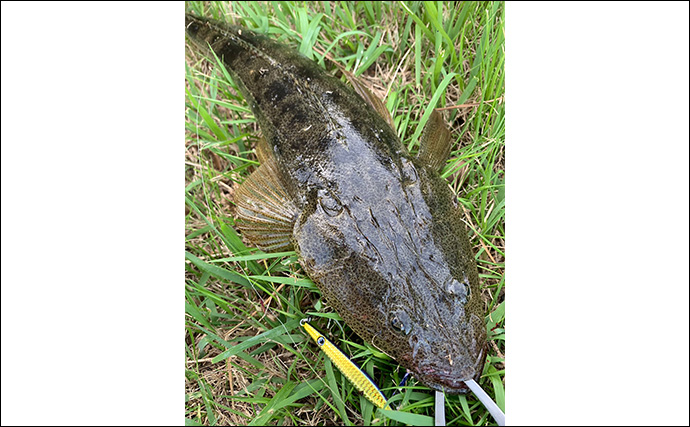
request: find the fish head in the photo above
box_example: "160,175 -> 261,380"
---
294,153 -> 487,394
383,286 -> 488,394
371,203 -> 488,394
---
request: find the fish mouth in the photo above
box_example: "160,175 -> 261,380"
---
416,365 -> 482,394
411,344 -> 487,394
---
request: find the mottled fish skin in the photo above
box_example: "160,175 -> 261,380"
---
186,13 -> 486,394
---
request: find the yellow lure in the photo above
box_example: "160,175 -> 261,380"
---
300,319 -> 389,409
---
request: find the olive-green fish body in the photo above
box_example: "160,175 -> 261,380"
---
186,14 -> 486,394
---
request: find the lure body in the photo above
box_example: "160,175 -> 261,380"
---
301,320 -> 389,409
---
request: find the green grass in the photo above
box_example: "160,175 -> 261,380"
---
185,1 -> 504,425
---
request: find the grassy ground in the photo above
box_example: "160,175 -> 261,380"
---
185,1 -> 504,425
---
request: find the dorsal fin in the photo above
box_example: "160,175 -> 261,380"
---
234,146 -> 297,252
417,110 -> 452,172
344,70 -> 396,132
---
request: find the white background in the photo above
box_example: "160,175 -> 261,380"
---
2,2 -> 688,425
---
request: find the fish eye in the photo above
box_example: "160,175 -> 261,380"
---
317,336 -> 325,346
318,190 -> 343,217
400,158 -> 418,185
390,311 -> 412,335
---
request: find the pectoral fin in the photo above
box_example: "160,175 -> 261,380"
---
234,142 -> 297,251
417,110 -> 452,172
345,71 -> 396,131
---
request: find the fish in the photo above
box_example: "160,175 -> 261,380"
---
185,13 -> 487,394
